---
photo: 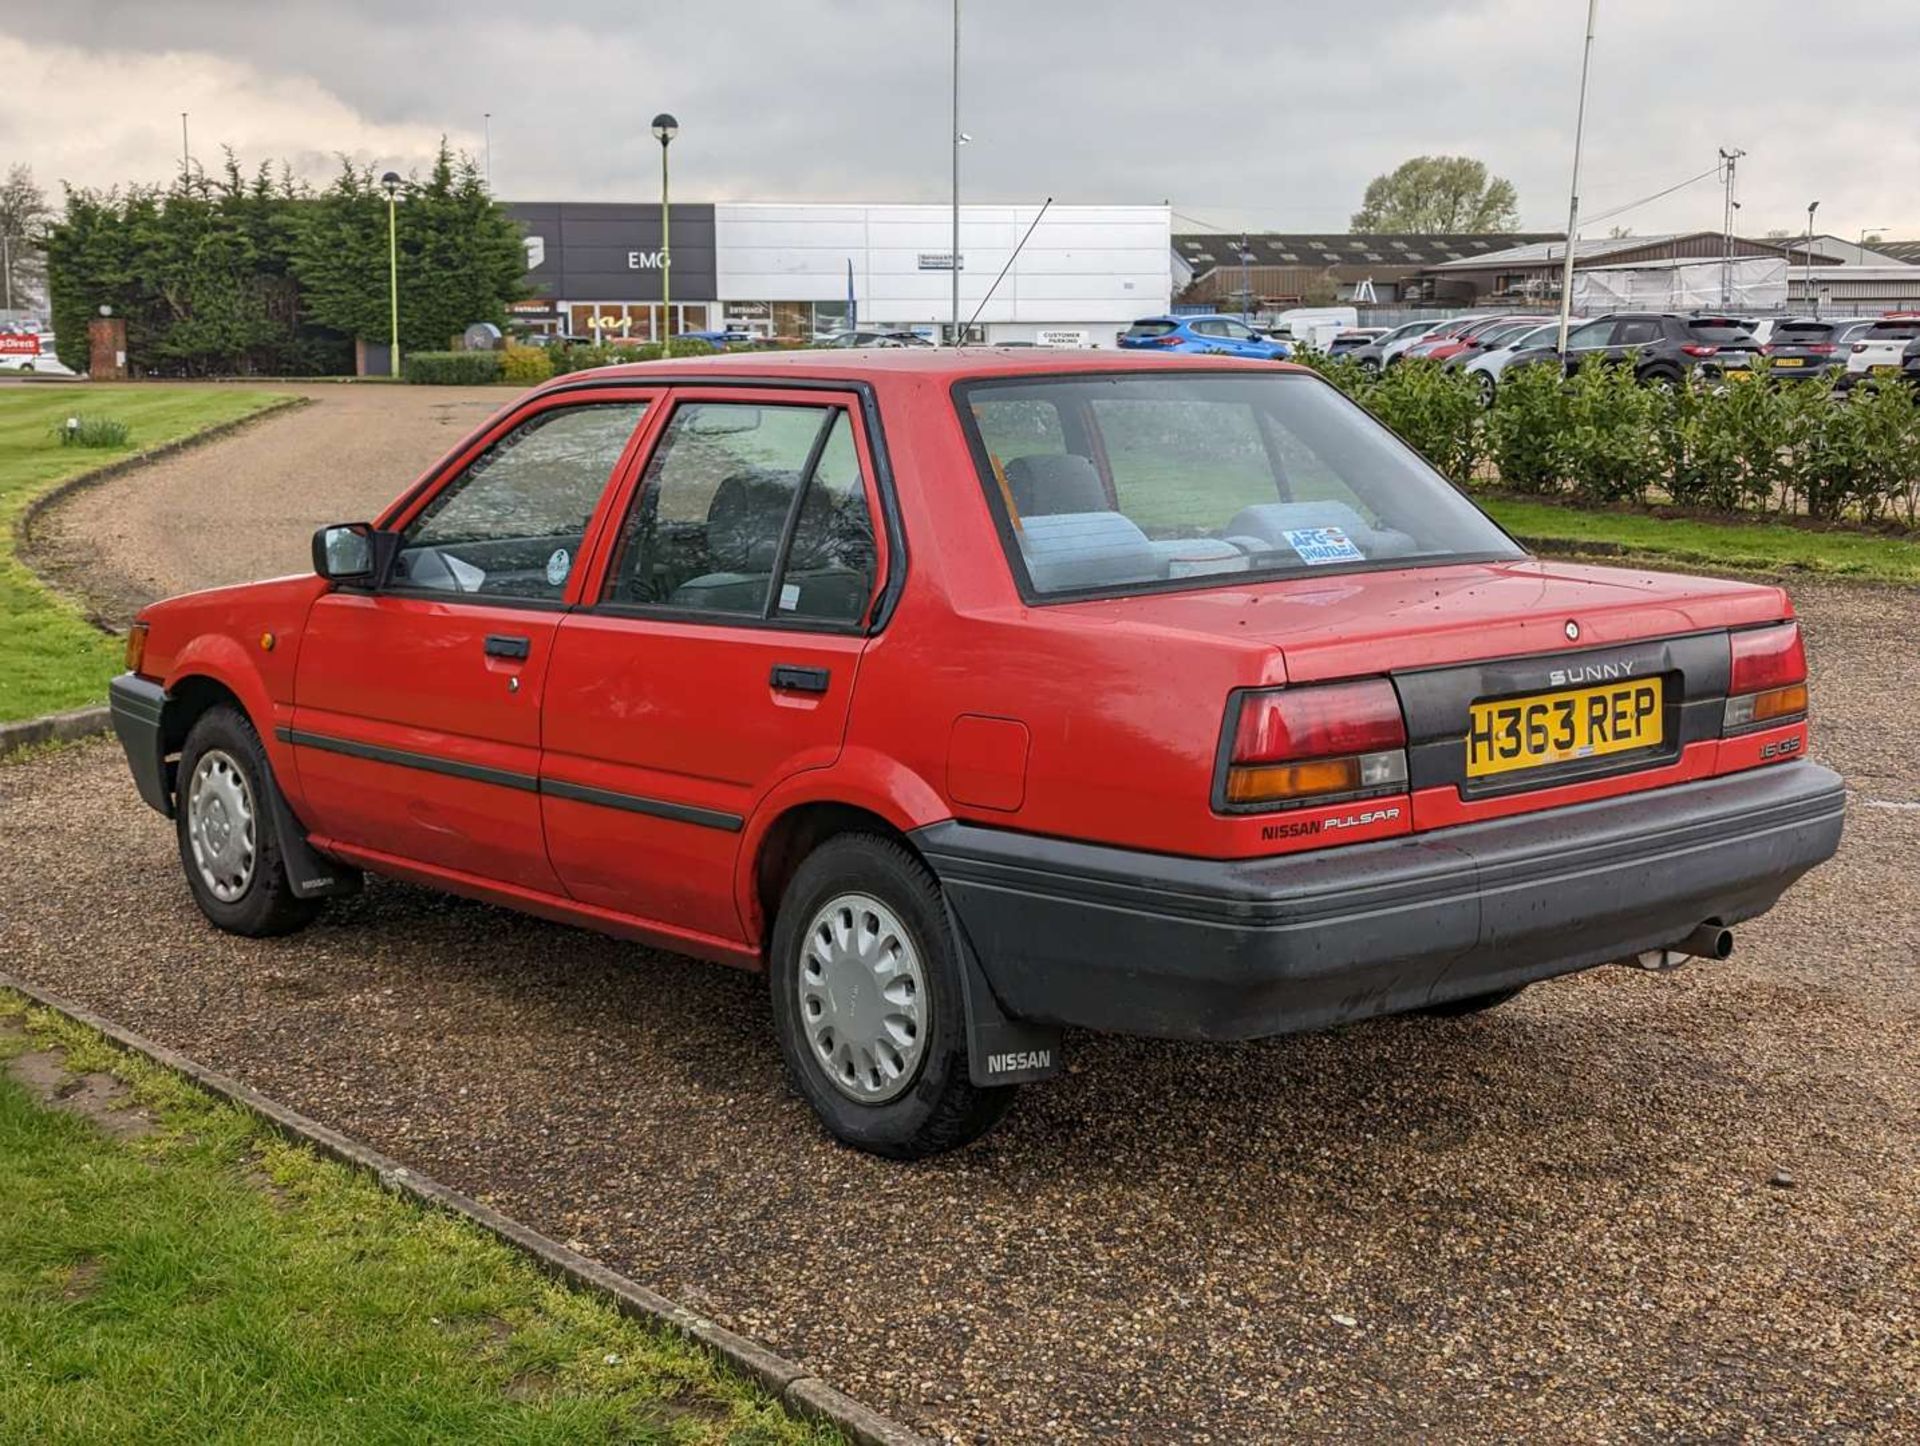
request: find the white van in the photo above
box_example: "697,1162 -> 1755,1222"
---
1265,307 -> 1361,351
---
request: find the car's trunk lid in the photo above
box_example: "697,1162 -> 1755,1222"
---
1067,559 -> 1788,683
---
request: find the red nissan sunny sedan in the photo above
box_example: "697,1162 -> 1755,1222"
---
109,349 -> 1843,1157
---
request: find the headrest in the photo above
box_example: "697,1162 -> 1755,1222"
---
1002,453 -> 1108,516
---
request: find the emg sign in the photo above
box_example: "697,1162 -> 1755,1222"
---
627,250 -> 669,270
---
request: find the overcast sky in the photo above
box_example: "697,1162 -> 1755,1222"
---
6,1 -> 1918,239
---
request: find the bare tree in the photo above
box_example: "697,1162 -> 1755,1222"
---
0,165 -> 52,314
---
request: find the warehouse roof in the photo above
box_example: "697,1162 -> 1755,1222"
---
1173,232 -> 1561,269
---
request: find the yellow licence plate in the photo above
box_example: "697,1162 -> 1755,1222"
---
1467,678 -> 1665,779
1873,364 -> 1900,375
1773,357 -> 1806,367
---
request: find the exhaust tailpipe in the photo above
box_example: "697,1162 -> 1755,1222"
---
1679,923 -> 1734,961
1631,924 -> 1734,972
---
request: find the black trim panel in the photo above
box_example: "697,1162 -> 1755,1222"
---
540,777 -> 743,833
278,726 -> 743,832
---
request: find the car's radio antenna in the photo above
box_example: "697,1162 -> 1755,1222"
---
965,196 -> 1054,339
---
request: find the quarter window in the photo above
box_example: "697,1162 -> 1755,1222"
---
391,402 -> 647,600
604,402 -> 877,624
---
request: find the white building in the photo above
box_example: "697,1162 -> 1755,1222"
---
506,200 -> 1172,347
715,202 -> 1171,346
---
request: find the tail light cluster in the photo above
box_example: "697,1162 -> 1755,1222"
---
1222,679 -> 1408,810
1680,343 -> 1719,358
1723,622 -> 1808,732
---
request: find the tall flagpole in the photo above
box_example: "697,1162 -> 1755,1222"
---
1557,0 -> 1599,353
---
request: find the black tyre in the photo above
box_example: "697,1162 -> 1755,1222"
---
174,705 -> 322,938
1415,985 -> 1527,1018
768,833 -> 1015,1159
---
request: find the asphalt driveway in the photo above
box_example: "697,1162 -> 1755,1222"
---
5,388 -> 1916,1441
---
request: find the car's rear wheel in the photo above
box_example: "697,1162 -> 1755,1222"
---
175,705 -> 322,938
1415,985 -> 1527,1018
768,833 -> 1015,1158
1474,371 -> 1497,407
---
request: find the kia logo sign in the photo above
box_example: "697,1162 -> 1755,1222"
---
627,250 -> 669,270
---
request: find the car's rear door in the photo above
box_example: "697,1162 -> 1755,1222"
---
539,386 -> 891,946
291,387 -> 660,892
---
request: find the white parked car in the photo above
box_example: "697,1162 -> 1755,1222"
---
1841,314 -> 1920,389
1461,320 -> 1581,405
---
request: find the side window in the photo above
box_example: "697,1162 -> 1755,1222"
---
1565,320 -> 1614,350
393,402 -> 646,601
605,401 -> 877,625
1190,320 -> 1224,337
778,413 -> 877,624
1614,319 -> 1660,347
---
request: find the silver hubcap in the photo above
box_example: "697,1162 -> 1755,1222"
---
186,750 -> 257,903
798,892 -> 929,1104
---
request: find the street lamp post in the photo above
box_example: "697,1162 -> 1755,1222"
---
651,114 -> 678,344
381,172 -> 402,377
1805,201 -> 1819,318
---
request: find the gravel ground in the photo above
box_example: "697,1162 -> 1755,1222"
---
24,383 -> 507,623
5,392 -> 1918,1439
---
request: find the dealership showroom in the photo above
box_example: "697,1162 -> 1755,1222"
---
503,200 -> 1173,346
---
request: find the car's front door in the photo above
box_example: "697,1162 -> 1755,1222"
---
539,389 -> 889,946
291,389 -> 658,891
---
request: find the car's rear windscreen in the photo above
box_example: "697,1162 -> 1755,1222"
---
1124,322 -> 1178,338
1865,320 -> 1920,340
957,371 -> 1524,600
1771,322 -> 1836,343
1687,320 -> 1755,343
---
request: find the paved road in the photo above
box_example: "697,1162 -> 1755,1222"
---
6,389 -> 1917,1441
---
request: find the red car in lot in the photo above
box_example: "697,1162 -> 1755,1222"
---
110,350 -> 1843,1157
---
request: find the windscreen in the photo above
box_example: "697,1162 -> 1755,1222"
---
959,372 -> 1524,599
1124,321 -> 1178,338
1687,319 -> 1755,343
1865,320 -> 1920,341
1771,322 -> 1834,343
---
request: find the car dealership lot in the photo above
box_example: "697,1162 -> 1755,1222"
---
4,612 -> 1915,1439
8,389 -> 1918,1440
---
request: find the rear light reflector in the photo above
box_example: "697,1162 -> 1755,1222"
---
124,621 -> 150,676
1724,623 -> 1808,732
1681,344 -> 1718,358
1224,679 -> 1409,809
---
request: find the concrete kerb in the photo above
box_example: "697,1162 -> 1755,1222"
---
0,705 -> 112,757
0,971 -> 933,1446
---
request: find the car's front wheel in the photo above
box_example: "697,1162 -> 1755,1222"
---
175,705 -> 323,938
769,833 -> 1016,1158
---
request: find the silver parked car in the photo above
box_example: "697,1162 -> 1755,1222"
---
1461,320 -> 1582,405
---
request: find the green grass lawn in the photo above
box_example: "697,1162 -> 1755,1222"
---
0,386 -> 294,724
1479,494 -> 1920,585
0,995 -> 840,1445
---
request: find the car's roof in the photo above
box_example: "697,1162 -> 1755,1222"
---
550,346 -> 1297,387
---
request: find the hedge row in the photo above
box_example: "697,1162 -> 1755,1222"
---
404,337 -> 722,385
1298,352 -> 1920,527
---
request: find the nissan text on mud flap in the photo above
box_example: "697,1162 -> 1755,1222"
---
107,349 -> 1844,1158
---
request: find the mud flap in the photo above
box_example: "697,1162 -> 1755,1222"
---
262,761 -> 362,900
945,900 -> 1062,1087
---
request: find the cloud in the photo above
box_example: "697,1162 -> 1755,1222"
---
0,34 -> 473,192
3,1 -> 1918,238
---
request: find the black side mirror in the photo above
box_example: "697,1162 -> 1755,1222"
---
312,522 -> 390,585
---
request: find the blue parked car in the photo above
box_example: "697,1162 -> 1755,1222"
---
1118,315 -> 1293,359
677,328 -> 760,351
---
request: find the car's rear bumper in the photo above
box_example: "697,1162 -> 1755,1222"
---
108,672 -> 173,816
916,762 -> 1845,1042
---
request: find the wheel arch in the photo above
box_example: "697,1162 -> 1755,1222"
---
736,751 -> 952,952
